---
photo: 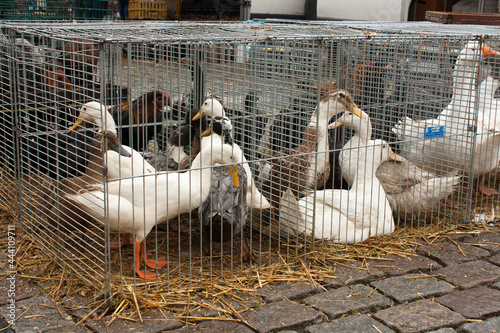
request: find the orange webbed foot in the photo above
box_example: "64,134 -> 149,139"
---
144,257 -> 168,269
478,183 -> 499,196
109,233 -> 132,249
134,268 -> 158,280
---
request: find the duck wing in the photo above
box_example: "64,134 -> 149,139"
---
392,116 -> 467,177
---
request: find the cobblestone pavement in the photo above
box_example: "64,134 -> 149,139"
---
1,227 -> 499,333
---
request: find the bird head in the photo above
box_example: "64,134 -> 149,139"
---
320,89 -> 364,121
69,101 -> 106,133
192,98 -> 225,120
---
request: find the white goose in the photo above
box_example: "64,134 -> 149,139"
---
333,109 -> 460,217
279,140 -> 397,243
393,41 -> 498,195
64,139 -> 240,280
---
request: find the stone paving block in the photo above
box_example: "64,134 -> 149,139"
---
370,273 -> 454,303
305,314 -> 394,333
0,275 -> 40,306
0,316 -> 13,333
494,279 -> 500,290
489,253 -> 500,266
0,296 -> 76,332
61,295 -> 95,319
242,300 -> 322,333
417,243 -> 490,267
187,295 -> 223,318
435,287 -> 500,319
228,292 -> 261,311
322,261 -> 385,288
45,324 -> 90,332
189,292 -> 261,318
368,254 -> 442,276
257,281 -> 323,302
302,284 -> 392,319
457,316 -> 500,332
426,328 -> 457,333
170,320 -> 254,332
84,308 -> 183,333
461,232 -> 500,255
436,260 -> 500,289
373,299 -> 466,333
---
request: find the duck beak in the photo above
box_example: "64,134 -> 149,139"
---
350,104 -> 365,119
389,150 -> 404,162
482,43 -> 497,57
192,110 -> 203,121
69,118 -> 85,133
111,141 -> 132,157
201,128 -> 212,137
227,165 -> 239,187
328,119 -> 343,129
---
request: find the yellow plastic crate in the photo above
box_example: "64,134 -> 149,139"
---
129,0 -> 167,20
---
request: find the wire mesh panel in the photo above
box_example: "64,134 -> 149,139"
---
0,0 -> 114,20
1,21 -> 500,296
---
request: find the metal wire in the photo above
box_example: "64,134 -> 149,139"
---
0,21 -> 499,293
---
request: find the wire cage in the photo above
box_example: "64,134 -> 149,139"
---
0,0 -> 114,20
1,20 -> 500,295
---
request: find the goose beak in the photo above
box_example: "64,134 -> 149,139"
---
201,128 -> 212,137
69,118 -> 85,133
482,43 -> 497,57
350,104 -> 365,119
389,150 -> 404,162
227,165 -> 239,187
328,119 -> 343,129
192,110 -> 203,121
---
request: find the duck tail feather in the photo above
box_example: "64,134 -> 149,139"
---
279,189 -> 302,234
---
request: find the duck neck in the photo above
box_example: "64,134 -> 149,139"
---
187,150 -> 220,204
353,119 -> 372,145
305,108 -> 330,152
350,158 -> 382,195
452,55 -> 478,98
96,110 -> 117,134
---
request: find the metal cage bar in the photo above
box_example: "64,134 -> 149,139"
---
0,21 -> 499,294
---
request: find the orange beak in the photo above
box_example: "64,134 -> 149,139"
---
69,118 -> 85,133
483,43 -> 497,57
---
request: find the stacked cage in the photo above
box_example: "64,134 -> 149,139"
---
1,21 -> 499,294
0,0 -> 113,20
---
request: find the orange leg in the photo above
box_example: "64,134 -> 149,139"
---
477,175 -> 499,196
132,241 -> 157,280
141,241 -> 168,270
109,233 -> 133,249
240,242 -> 251,263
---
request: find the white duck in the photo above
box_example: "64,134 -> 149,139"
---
468,56 -> 500,195
64,139 -> 239,280
333,109 -> 460,217
393,41 -> 498,194
193,98 -> 271,210
279,140 -> 397,243
70,101 -> 156,179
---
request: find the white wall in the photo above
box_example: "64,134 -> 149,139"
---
251,0 -> 306,17
317,0 -> 411,21
251,0 -> 412,21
